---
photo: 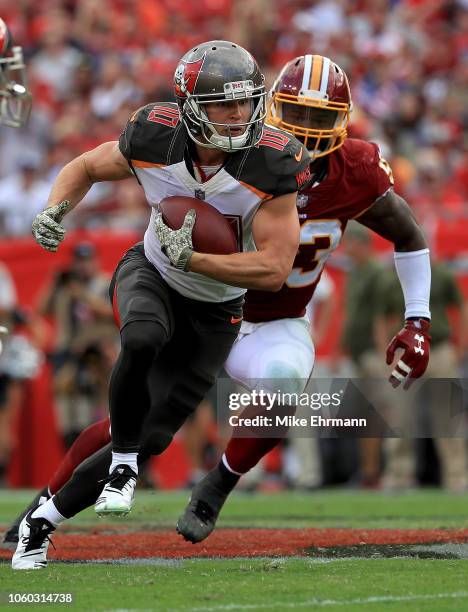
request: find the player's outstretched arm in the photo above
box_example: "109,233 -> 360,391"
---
32,142 -> 132,252
188,192 -> 300,291
356,190 -> 427,252
357,190 -> 431,388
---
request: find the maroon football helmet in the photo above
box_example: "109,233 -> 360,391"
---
0,18 -> 31,128
268,54 -> 352,159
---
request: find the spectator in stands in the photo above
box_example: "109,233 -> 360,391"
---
38,242 -> 116,447
0,151 -> 51,237
29,11 -> 84,103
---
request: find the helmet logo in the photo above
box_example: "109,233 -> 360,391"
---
174,56 -> 206,97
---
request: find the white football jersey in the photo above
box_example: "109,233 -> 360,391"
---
119,103 -> 310,302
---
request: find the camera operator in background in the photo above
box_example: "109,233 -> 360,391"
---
38,243 -> 117,447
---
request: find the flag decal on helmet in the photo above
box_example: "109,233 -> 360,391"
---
174,56 -> 206,97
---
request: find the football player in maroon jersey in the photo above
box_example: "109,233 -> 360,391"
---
5,55 -> 431,553
176,54 -> 431,543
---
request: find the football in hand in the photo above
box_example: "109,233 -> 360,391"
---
158,196 -> 239,255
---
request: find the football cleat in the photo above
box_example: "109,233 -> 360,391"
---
95,464 -> 137,517
11,510 -> 55,570
2,487 -> 50,548
176,468 -> 231,543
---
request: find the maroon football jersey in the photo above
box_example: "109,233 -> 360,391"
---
244,138 -> 394,322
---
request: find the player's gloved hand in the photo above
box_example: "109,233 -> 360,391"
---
386,318 -> 431,390
0,326 -> 7,356
154,209 -> 195,272
31,200 -> 70,252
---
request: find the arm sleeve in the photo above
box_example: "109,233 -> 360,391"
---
394,249 -> 431,320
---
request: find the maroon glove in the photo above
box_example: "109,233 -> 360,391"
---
386,319 -> 431,389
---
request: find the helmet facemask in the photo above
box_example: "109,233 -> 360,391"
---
268,91 -> 349,159
0,46 -> 31,128
181,81 -> 266,152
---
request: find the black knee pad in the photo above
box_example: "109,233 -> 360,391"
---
120,321 -> 167,359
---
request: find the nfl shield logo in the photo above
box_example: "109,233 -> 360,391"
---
296,194 -> 308,209
195,188 -> 205,200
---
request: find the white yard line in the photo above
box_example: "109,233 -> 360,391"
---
104,592 -> 468,612
181,591 -> 468,611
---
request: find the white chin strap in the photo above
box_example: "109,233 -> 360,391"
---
199,101 -> 257,151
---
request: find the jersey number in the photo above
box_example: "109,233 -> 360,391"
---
147,105 -> 180,128
286,220 -> 342,288
258,127 -> 290,151
224,214 -> 243,252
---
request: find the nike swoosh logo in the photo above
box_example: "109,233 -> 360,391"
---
295,148 -> 303,162
231,316 -> 243,324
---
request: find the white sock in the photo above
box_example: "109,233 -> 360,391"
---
110,452 -> 138,475
31,498 -> 66,527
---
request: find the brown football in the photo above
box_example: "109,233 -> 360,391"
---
159,196 -> 239,255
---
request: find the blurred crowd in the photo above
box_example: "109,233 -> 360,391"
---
0,0 -> 467,490
0,0 -> 466,237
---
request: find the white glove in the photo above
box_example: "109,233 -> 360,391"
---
31,200 -> 70,252
154,210 -> 195,272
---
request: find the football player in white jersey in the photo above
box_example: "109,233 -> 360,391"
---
12,41 -> 310,569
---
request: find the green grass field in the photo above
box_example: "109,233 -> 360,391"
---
1,489 -> 468,611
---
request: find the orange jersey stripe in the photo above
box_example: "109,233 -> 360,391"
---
239,180 -> 273,201
131,160 -> 166,168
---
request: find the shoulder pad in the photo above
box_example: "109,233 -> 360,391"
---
230,127 -> 310,198
118,102 -> 182,165
342,138 -> 380,170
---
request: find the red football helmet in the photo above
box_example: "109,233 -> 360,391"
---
268,54 -> 352,159
0,18 -> 31,128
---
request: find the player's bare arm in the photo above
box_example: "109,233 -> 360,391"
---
357,189 -> 431,388
356,190 -> 427,252
187,192 -> 300,291
32,142 -> 132,252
